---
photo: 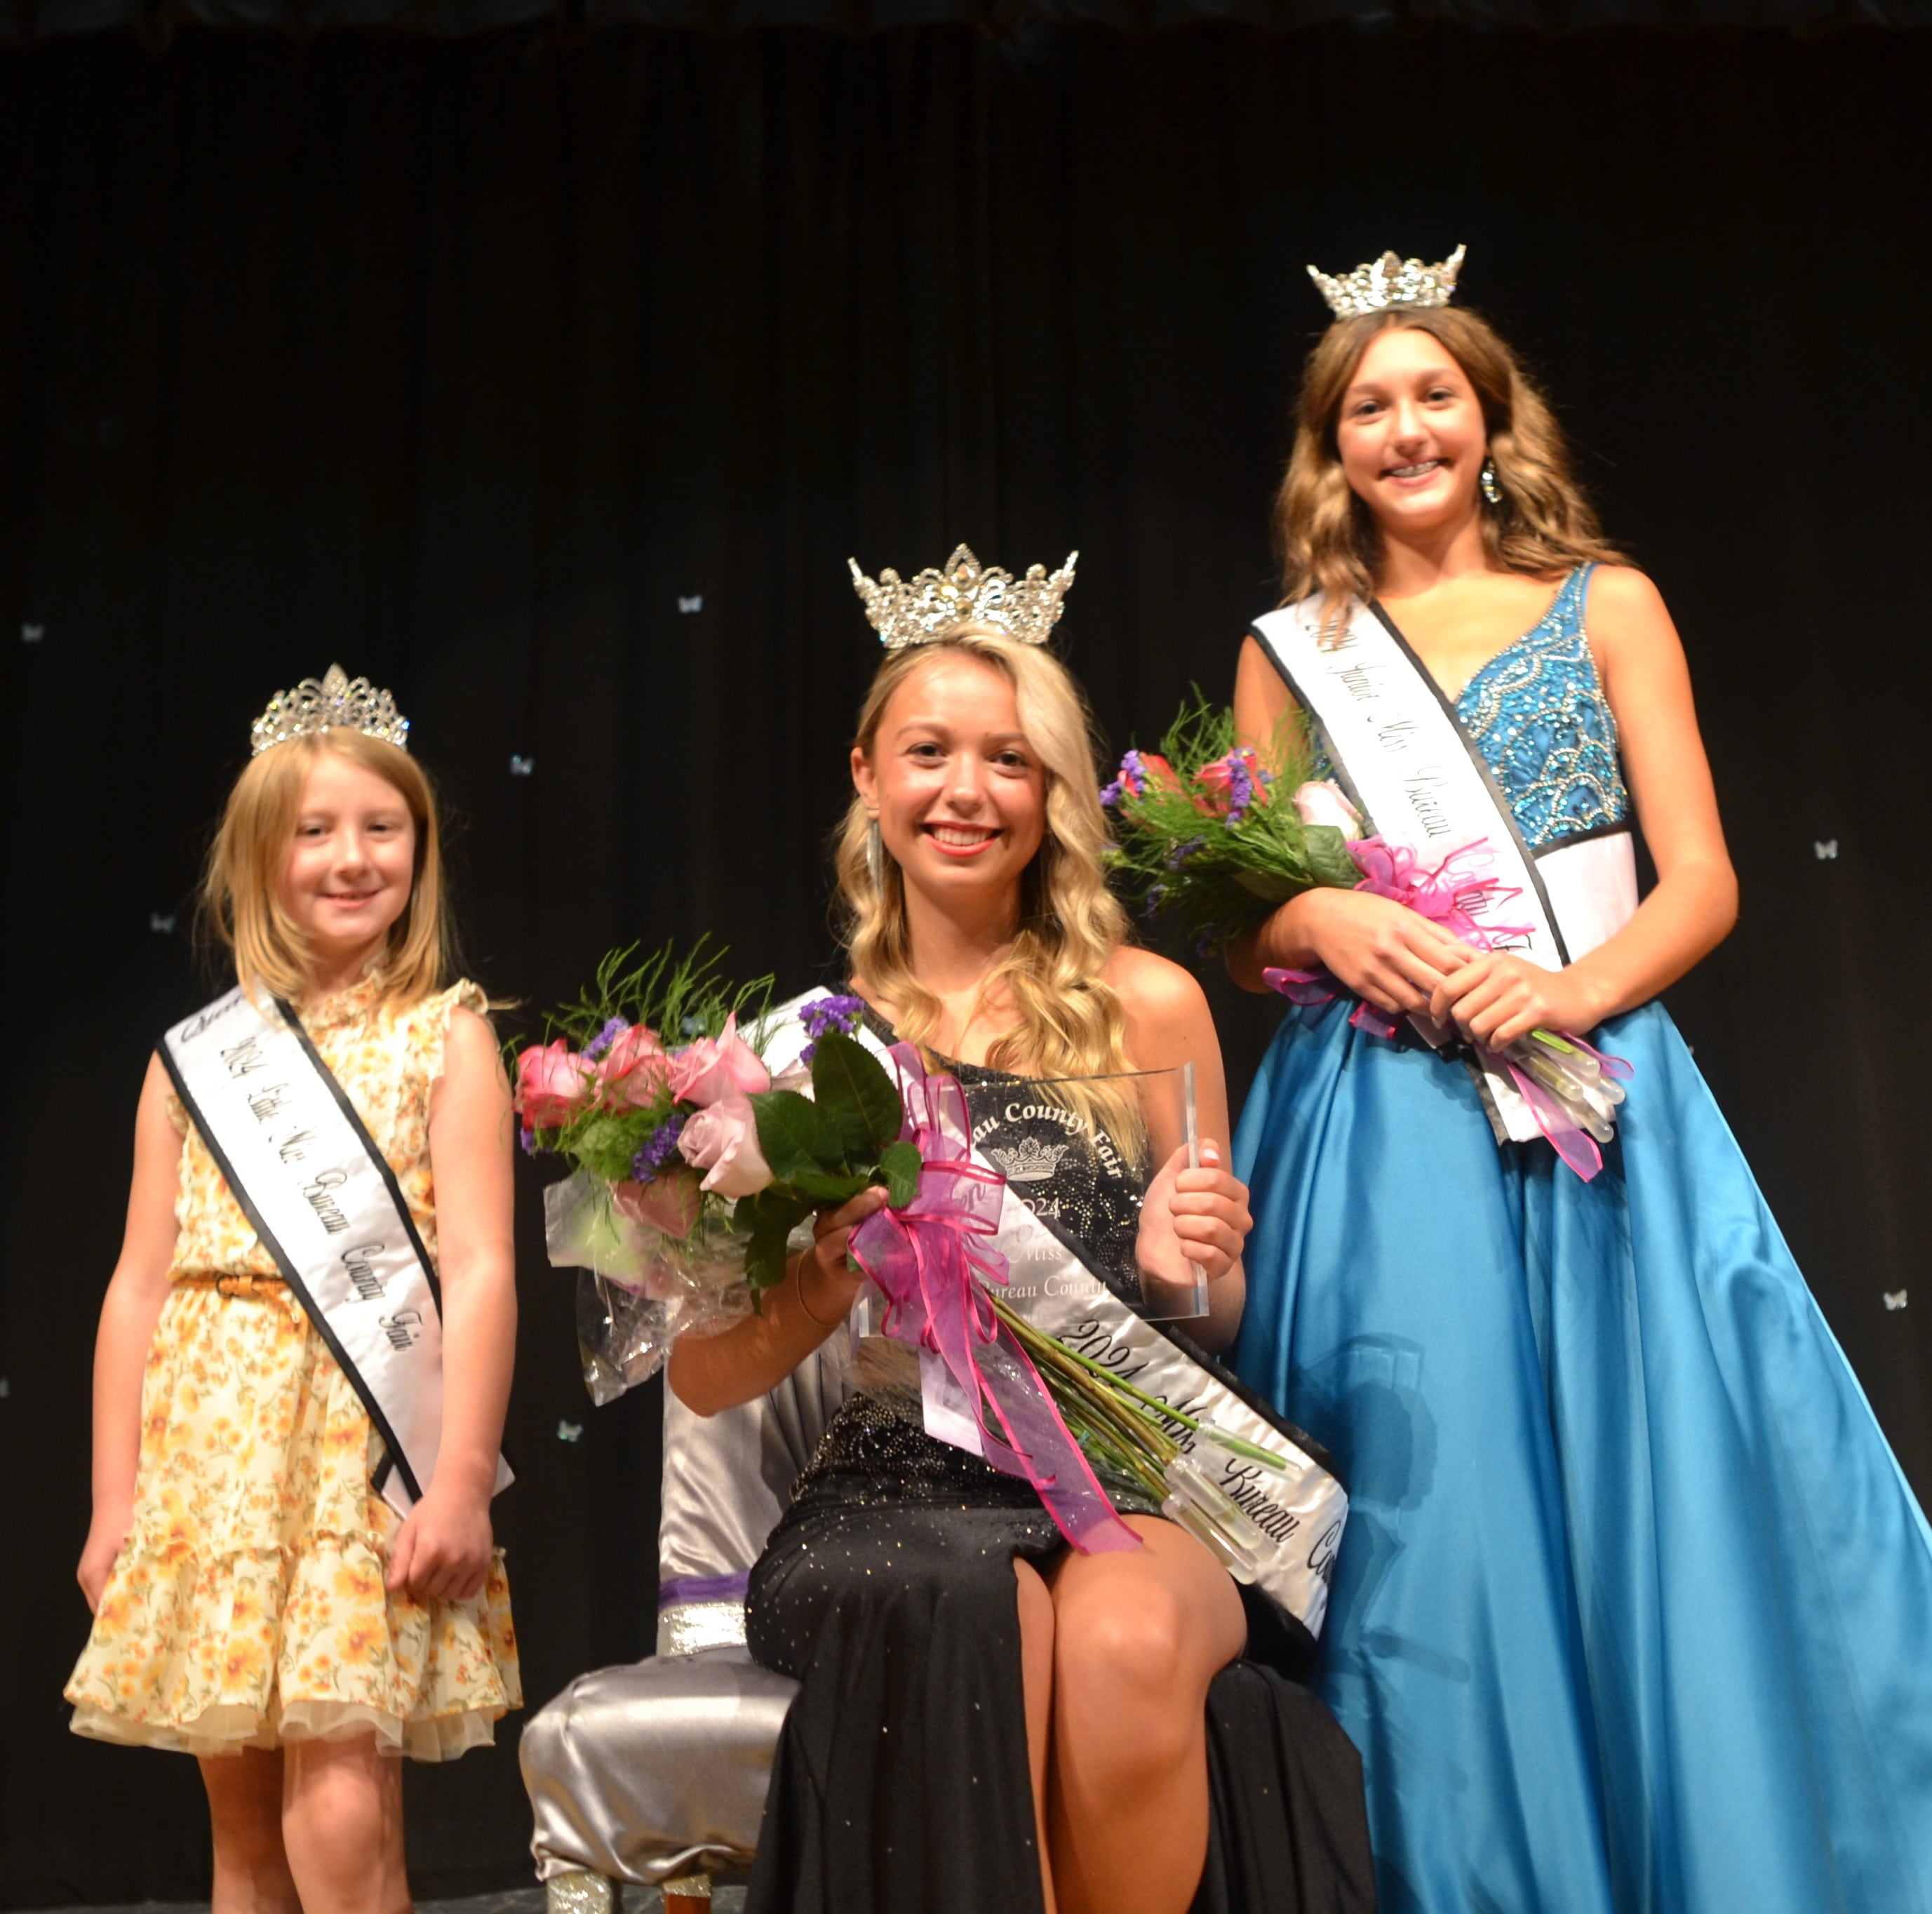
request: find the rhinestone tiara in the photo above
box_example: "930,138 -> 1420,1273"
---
848,544 -> 1078,650
1308,243 -> 1466,321
250,664 -> 411,756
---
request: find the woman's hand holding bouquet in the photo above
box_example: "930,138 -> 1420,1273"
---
1426,948 -> 1613,1052
1263,885 -> 1475,1022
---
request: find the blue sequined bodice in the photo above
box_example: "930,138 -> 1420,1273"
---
1454,566 -> 1628,851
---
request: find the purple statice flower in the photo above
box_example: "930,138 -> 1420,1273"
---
518,1125 -> 537,1156
1144,882 -> 1167,925
630,1110 -> 689,1182
1224,751 -> 1257,826
800,991 -> 866,1063
1167,836 -> 1205,869
584,1015 -> 630,1060
800,993 -> 866,1040
1103,750 -> 1153,810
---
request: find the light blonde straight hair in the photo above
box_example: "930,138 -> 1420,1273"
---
837,626 -> 1134,1083
1275,305 -> 1624,619
199,729 -> 453,1009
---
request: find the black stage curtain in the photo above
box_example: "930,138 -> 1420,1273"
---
13,0 -> 1932,48
4,19 -> 1931,1903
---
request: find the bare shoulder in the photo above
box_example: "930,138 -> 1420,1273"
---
1235,631 -> 1297,737
1104,944 -> 1203,1012
445,1003 -> 497,1049
1103,945 -> 1214,1050
1585,563 -> 1675,634
437,1003 -> 511,1099
135,1048 -> 186,1145
1584,565 -> 1689,680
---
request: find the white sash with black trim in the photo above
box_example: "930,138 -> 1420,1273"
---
161,986 -> 513,1516
965,1177 -> 1348,1640
1251,593 -> 1639,1140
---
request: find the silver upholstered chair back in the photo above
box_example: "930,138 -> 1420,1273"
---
523,1344 -> 850,1905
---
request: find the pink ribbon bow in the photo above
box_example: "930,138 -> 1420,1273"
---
1347,835 -> 1531,948
1264,838 -> 1631,1181
1265,836 -> 1532,1040
848,1045 -> 1140,1556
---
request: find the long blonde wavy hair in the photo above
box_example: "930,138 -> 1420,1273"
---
198,729 -> 455,1009
1275,306 -> 1623,617
837,626 -> 1134,1081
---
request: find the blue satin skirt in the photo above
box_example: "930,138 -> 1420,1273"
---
1232,997 -> 1932,1914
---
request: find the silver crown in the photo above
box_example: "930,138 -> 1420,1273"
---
984,1137 -> 1072,1184
1308,243 -> 1466,320
849,544 -> 1078,650
250,664 -> 411,756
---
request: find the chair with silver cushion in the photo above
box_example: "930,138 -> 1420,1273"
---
521,1345 -> 848,1910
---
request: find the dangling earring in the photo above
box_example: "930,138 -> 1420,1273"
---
1480,457 -> 1503,507
866,815 -> 885,891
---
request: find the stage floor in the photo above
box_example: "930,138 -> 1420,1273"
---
65,1892 -> 749,1913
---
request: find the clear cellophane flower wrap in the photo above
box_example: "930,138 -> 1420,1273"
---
545,1170 -> 754,1405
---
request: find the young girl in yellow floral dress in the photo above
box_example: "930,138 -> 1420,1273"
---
67,668 -> 521,1914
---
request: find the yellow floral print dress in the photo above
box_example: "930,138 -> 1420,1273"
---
67,977 -> 521,1761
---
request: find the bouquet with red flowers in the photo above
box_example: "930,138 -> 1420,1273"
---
1104,699 -> 1630,1180
1100,697 -> 1361,956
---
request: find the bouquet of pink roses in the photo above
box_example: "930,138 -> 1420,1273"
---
515,943 -> 924,1398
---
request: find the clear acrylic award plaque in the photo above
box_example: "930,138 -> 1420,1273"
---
955,1059 -> 1210,1322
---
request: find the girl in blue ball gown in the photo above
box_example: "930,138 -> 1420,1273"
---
1226,252 -> 1932,1914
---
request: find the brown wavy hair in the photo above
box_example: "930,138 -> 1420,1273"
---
836,626 -> 1134,1083
1275,307 -> 1623,620
198,729 -> 455,1010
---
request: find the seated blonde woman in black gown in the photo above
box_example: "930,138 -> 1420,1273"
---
670,551 -> 1375,1914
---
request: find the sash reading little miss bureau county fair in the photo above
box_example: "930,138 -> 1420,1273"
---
161,986 -> 513,1518
1252,595 -> 1639,1143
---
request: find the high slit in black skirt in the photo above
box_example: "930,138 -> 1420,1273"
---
743,1391 -> 1377,1914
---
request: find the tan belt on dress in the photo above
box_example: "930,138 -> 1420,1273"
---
175,1271 -> 290,1300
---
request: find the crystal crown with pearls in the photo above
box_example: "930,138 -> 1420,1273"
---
849,544 -> 1078,650
250,664 -> 411,756
1308,243 -> 1466,320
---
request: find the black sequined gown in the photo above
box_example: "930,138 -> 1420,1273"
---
742,1045 -> 1378,1914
